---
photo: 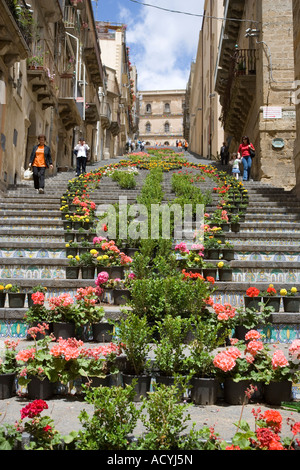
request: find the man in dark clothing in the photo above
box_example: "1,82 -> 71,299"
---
220,142 -> 229,165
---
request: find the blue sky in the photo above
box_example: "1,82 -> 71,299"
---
92,0 -> 205,91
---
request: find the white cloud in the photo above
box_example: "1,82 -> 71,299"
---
118,0 -> 204,91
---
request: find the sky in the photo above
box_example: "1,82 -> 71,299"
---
92,0 -> 205,91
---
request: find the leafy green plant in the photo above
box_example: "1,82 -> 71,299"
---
153,315 -> 190,376
116,312 -> 154,375
111,170 -> 137,189
76,384 -> 140,450
0,339 -> 19,374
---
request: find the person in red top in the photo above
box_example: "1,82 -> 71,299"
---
237,136 -> 255,181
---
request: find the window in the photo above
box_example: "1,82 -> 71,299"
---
146,122 -> 151,133
164,122 -> 170,133
164,103 -> 170,113
146,103 -> 152,113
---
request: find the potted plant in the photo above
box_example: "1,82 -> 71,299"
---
203,236 -> 222,260
80,342 -> 122,388
185,316 -> 228,405
79,250 -> 97,279
27,284 -> 47,308
65,241 -> 78,257
66,255 -> 80,279
0,339 -> 19,399
244,286 -> 261,310
0,284 -> 9,308
280,287 -> 300,313
24,291 -> 51,338
262,345 -> 300,406
217,261 -> 233,282
230,214 -> 241,233
233,301 -> 273,340
76,384 -> 140,450
78,239 -> 91,255
16,324 -> 56,399
74,286 -> 106,341
221,241 -> 235,261
113,272 -> 135,305
6,284 -> 26,308
115,312 -> 155,401
153,315 -> 190,396
48,293 -> 79,339
261,284 -> 281,312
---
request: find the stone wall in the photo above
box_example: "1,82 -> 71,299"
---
293,0 -> 300,198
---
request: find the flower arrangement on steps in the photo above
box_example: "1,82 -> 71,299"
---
244,286 -> 300,313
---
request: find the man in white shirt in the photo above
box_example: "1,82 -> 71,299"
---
74,138 -> 90,176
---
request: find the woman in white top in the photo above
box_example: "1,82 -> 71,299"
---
74,138 -> 90,176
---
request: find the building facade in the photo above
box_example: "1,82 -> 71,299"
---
97,22 -> 138,158
293,0 -> 300,198
186,0 -> 224,160
138,90 -> 185,147
214,0 -> 296,189
0,1 -> 138,191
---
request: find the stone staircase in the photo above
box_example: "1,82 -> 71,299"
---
0,158 -> 299,348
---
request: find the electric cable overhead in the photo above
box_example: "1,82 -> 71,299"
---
128,0 -> 260,24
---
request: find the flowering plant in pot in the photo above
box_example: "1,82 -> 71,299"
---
24,291 -> 51,334
16,324 -> 57,392
48,293 -> 82,338
233,301 -> 273,339
261,284 -> 281,312
80,343 -> 123,386
15,400 -> 64,450
280,287 -> 300,313
217,261 -> 233,281
244,286 -> 261,310
74,286 -> 105,325
0,338 -> 20,399
6,284 -> 26,308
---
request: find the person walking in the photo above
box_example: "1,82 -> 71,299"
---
237,136 -> 255,181
230,153 -> 241,180
29,134 -> 53,194
74,138 -> 90,176
220,142 -> 229,165
184,140 -> 189,152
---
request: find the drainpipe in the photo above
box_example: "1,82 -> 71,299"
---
66,32 -> 79,100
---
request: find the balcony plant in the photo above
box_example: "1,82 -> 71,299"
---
0,339 -> 19,399
280,287 -> 300,313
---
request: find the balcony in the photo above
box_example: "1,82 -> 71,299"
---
220,49 -> 257,138
58,97 -> 82,130
215,0 -> 246,95
39,0 -> 63,23
0,0 -> 30,67
85,96 -> 101,124
83,29 -> 104,87
100,100 -> 112,129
